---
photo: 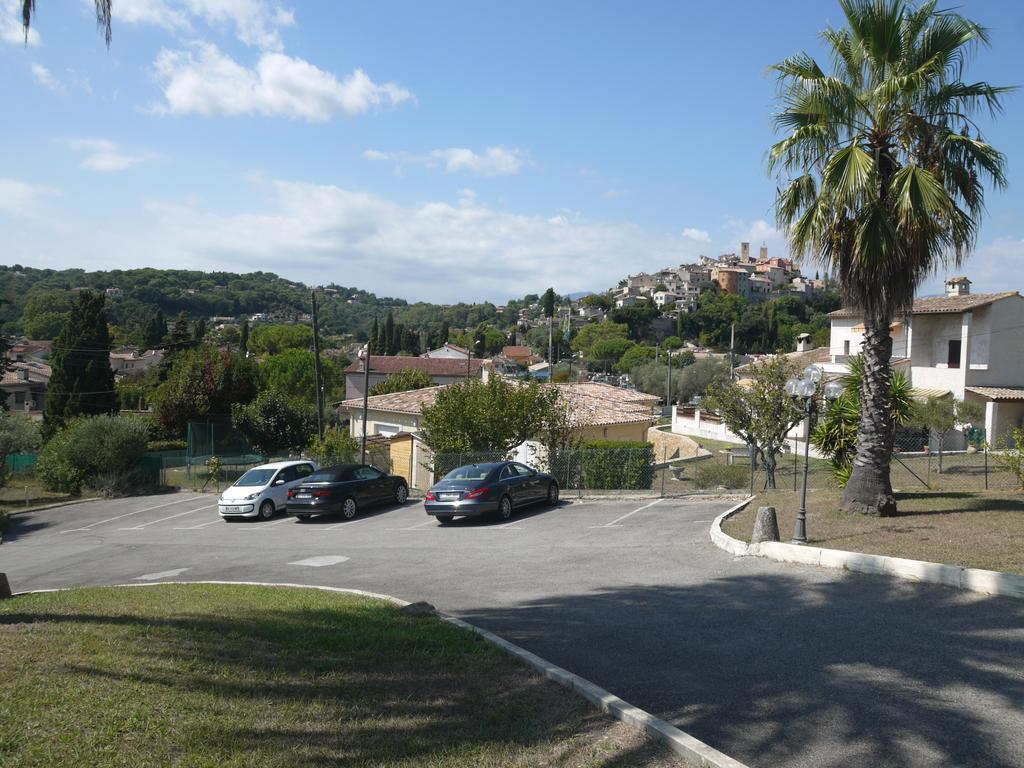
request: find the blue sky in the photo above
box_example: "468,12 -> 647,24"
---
2,0 -> 1023,303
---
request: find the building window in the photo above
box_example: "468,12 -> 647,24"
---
375,424 -> 401,437
948,339 -> 962,369
843,340 -> 850,356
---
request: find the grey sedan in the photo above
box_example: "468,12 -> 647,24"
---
424,461 -> 559,524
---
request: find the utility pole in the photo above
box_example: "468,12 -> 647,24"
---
666,347 -> 673,410
311,290 -> 325,440
548,314 -> 553,367
359,344 -> 370,465
729,322 -> 735,380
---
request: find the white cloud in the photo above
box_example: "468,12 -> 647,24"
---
0,178 -> 60,217
114,0 -> 295,50
31,63 -> 65,93
681,227 -> 711,242
602,189 -> 627,199
67,139 -> 149,172
152,43 -> 413,121
363,146 -> 527,177
1,0 -> 39,45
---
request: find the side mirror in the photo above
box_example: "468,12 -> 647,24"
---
273,479 -> 285,486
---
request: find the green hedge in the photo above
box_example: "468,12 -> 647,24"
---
581,440 -> 655,490
693,461 -> 749,490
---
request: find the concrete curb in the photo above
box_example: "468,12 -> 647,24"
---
11,580 -> 749,768
6,496 -> 103,518
709,499 -> 1024,600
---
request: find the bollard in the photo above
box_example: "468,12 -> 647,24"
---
751,506 -> 780,544
0,573 -> 12,600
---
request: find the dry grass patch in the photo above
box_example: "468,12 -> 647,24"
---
0,584 -> 684,768
723,489 -> 1024,575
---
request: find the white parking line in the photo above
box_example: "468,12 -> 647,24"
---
387,519 -> 436,531
174,518 -> 223,530
592,498 -> 664,529
61,495 -> 203,533
135,567 -> 189,581
118,504 -> 216,530
289,555 -> 350,567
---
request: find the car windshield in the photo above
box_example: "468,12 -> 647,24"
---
307,469 -> 348,483
234,469 -> 276,487
443,465 -> 496,482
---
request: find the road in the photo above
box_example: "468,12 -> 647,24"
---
3,492 -> 1023,768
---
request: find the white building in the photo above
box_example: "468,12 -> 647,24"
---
827,277 -> 1024,446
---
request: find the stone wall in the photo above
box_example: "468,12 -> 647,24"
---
647,425 -> 704,462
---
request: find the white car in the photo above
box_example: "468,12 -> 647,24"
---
218,460 -> 317,521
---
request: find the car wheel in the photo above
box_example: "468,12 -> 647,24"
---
497,495 -> 513,522
258,500 -> 275,520
296,514 -> 312,522
436,515 -> 454,525
342,497 -> 358,520
547,482 -> 559,506
394,483 -> 409,504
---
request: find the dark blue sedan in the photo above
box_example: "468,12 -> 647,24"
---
424,461 -> 559,524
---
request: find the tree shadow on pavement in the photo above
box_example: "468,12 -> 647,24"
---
460,573 -> 1024,768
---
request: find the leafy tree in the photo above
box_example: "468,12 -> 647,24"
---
36,416 -> 150,496
676,350 -> 696,368
609,299 -> 660,342
370,368 -> 435,396
571,322 -> 629,361
662,336 -> 683,351
705,357 -> 806,489
615,344 -> 656,374
680,288 -> 746,349
261,349 -> 344,406
247,323 -> 313,356
0,413 -> 41,488
44,291 -> 117,438
308,426 -> 360,465
632,357 -> 729,404
141,310 -> 167,349
590,337 -> 633,372
989,427 -> 1024,489
154,347 -> 259,436
192,317 -> 207,343
232,391 -> 315,460
22,290 -> 72,339
581,294 -> 613,312
911,396 -> 985,472
811,356 -> 914,486
771,0 -> 1009,515
420,376 -> 562,454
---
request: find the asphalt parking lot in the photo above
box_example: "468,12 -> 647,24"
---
4,492 -> 1024,768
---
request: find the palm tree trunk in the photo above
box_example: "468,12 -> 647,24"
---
841,319 -> 897,516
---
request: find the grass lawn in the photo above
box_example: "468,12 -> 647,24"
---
723,489 -> 1024,575
0,476 -> 76,514
0,584 -> 683,768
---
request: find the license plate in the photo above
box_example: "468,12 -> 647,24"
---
439,493 -> 460,501
223,506 -> 244,513
296,493 -> 312,499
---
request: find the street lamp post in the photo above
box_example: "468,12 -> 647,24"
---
358,344 -> 371,465
784,365 -> 838,545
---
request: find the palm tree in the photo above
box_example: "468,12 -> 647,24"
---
21,1 -> 112,45
770,0 -> 1010,515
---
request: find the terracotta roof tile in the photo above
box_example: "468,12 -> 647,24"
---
965,386 -> 1024,401
344,356 -> 484,376
829,291 -> 1020,318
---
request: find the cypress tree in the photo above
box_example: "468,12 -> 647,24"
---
384,311 -> 396,355
44,291 -> 117,436
239,319 -> 250,355
369,317 -> 379,354
142,309 -> 166,348
192,317 -> 207,343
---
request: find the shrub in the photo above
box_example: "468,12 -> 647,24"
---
36,416 -> 151,496
308,428 -> 360,465
581,440 -> 655,490
146,439 -> 187,452
693,461 -> 749,490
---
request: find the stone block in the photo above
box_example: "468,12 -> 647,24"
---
750,506 -> 780,544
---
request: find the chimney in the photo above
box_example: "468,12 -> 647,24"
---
796,333 -> 813,353
945,276 -> 971,297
